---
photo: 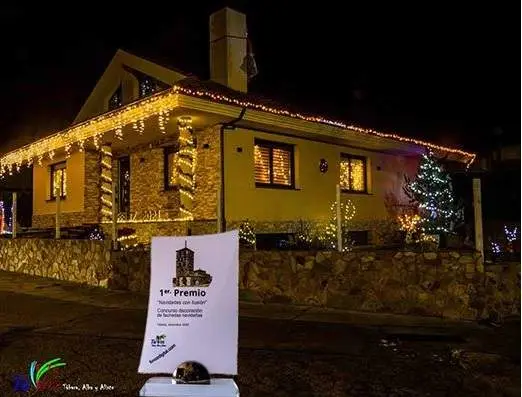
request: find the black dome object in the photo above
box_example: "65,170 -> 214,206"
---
173,361 -> 211,384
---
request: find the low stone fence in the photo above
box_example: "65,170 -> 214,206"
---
0,239 -> 112,286
240,250 -> 520,320
110,247 -> 520,321
1,238 -> 519,321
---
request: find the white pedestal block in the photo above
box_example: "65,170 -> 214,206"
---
139,378 -> 239,397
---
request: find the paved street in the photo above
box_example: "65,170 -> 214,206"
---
0,270 -> 519,396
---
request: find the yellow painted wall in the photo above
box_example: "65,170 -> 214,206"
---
224,128 -> 418,223
33,151 -> 85,215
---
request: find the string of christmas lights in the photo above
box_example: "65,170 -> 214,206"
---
321,199 -> 356,251
0,85 -> 475,176
177,117 -> 196,220
100,145 -> 113,222
504,226 -> 518,243
404,152 -> 460,235
295,220 -> 313,247
0,201 -> 4,234
254,145 -> 270,183
340,158 -> 365,192
272,148 -> 290,185
491,241 -> 501,254
239,220 -> 256,247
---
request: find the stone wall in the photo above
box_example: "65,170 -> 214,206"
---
193,125 -> 220,220
100,220 -> 218,244
100,221 -> 189,244
3,239 -> 518,322
129,148 -> 180,213
240,250 -> 520,320
32,212 -> 92,229
0,239 -> 111,286
110,247 -> 520,321
110,246 -> 151,292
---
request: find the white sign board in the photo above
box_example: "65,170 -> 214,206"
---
138,230 -> 239,375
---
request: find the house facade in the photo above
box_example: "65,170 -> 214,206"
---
0,8 -> 475,244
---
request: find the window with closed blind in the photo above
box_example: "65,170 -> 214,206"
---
340,154 -> 367,193
50,161 -> 67,199
254,140 -> 294,188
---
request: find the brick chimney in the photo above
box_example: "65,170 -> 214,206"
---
210,7 -> 248,92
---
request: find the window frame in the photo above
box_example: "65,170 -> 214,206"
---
164,146 -> 179,191
50,161 -> 67,200
339,153 -> 368,194
254,139 -> 295,189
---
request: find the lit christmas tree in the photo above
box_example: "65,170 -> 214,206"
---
320,199 -> 356,251
404,151 -> 460,235
239,220 -> 256,248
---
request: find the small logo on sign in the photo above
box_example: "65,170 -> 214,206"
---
151,334 -> 167,347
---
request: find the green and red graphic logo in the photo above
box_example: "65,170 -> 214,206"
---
12,358 -> 66,392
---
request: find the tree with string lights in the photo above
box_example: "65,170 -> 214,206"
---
320,199 -> 357,251
239,220 -> 256,249
404,151 -> 461,237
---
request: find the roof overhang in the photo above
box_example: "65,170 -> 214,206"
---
0,85 -> 476,175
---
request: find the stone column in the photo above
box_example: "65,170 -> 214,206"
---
100,145 -> 114,223
177,117 -> 196,220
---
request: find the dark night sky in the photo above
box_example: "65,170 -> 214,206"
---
0,1 -> 519,155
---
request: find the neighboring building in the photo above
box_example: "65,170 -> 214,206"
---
0,8 -> 475,245
0,168 -> 33,230
479,144 -> 520,242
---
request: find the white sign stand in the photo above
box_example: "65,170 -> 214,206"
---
138,231 -> 240,396
139,378 -> 238,397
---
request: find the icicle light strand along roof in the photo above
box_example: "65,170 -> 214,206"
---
170,85 -> 476,166
0,84 -> 476,173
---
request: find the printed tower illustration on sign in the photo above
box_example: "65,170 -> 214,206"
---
173,241 -> 212,287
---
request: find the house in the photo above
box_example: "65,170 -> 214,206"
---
0,7 -> 475,245
478,144 -> 520,244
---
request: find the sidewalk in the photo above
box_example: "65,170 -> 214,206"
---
0,270 -> 481,332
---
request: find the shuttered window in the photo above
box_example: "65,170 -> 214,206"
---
340,154 -> 367,192
254,140 -> 294,188
50,162 -> 67,199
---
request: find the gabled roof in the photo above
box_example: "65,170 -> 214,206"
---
74,49 -> 187,124
176,77 -> 306,115
0,52 -> 476,173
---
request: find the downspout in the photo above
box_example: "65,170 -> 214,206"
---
219,107 -> 247,232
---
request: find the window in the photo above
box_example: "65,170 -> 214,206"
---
108,85 -> 122,111
340,154 -> 367,193
138,74 -> 168,99
254,140 -> 294,188
164,146 -> 179,190
50,162 -> 67,199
